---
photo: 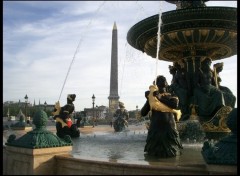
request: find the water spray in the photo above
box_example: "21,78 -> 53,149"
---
58,1 -> 106,101
154,1 -> 162,84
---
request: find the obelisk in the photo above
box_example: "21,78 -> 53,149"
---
108,22 -> 120,118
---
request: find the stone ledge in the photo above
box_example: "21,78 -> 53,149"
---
6,145 -> 72,155
56,155 -> 210,175
10,126 -> 32,131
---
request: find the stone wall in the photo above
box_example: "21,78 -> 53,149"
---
3,146 -> 237,175
4,145 -> 72,175
55,155 -> 208,175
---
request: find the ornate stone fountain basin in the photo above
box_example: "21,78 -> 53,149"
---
127,7 -> 237,62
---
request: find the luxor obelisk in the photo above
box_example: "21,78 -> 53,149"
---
108,22 -> 120,118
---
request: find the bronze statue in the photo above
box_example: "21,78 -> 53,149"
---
168,62 -> 190,120
213,62 -> 236,108
168,65 -> 177,84
193,58 -> 225,121
113,102 -> 129,132
141,75 -> 183,158
52,94 -> 80,138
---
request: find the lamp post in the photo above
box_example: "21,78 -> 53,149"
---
24,94 -> 28,122
96,105 -> 98,126
44,101 -> 47,111
92,94 -> 95,127
136,105 -> 139,121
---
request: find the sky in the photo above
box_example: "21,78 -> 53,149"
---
3,1 -> 237,111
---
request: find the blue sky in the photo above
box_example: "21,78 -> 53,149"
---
3,1 -> 237,111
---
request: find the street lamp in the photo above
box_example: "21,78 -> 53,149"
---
44,101 -> 47,111
96,105 -> 98,125
92,94 -> 95,112
136,105 -> 139,121
24,94 -> 28,122
92,94 -> 95,127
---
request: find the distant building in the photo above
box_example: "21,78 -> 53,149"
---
83,105 -> 109,120
34,104 -> 54,111
3,100 -> 55,113
3,101 -> 32,108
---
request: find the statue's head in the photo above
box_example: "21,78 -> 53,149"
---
214,62 -> 224,72
202,57 -> 212,66
169,65 -> 177,74
119,101 -> 125,109
67,94 -> 76,102
154,75 -> 168,88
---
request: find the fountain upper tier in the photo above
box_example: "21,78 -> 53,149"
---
127,6 -> 237,62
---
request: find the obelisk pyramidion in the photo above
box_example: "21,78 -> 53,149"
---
108,22 -> 120,118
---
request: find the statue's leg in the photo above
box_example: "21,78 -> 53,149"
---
70,124 -> 80,137
56,122 -> 65,138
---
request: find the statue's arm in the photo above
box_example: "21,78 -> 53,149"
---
145,90 -> 150,99
113,109 -> 119,117
141,100 -> 150,117
160,95 -> 179,109
149,90 -> 181,121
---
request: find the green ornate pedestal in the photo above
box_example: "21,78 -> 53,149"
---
6,110 -> 72,148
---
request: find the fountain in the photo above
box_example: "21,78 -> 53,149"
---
3,1 -> 237,174
9,109 -> 32,130
127,0 -> 237,140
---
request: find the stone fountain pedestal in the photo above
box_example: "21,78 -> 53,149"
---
4,146 -> 72,175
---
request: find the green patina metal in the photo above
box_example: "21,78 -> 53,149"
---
201,108 -> 237,165
5,110 -> 73,148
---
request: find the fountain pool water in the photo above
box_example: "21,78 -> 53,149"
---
71,128 -> 204,166
3,124 -> 205,168
3,124 -> 236,175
